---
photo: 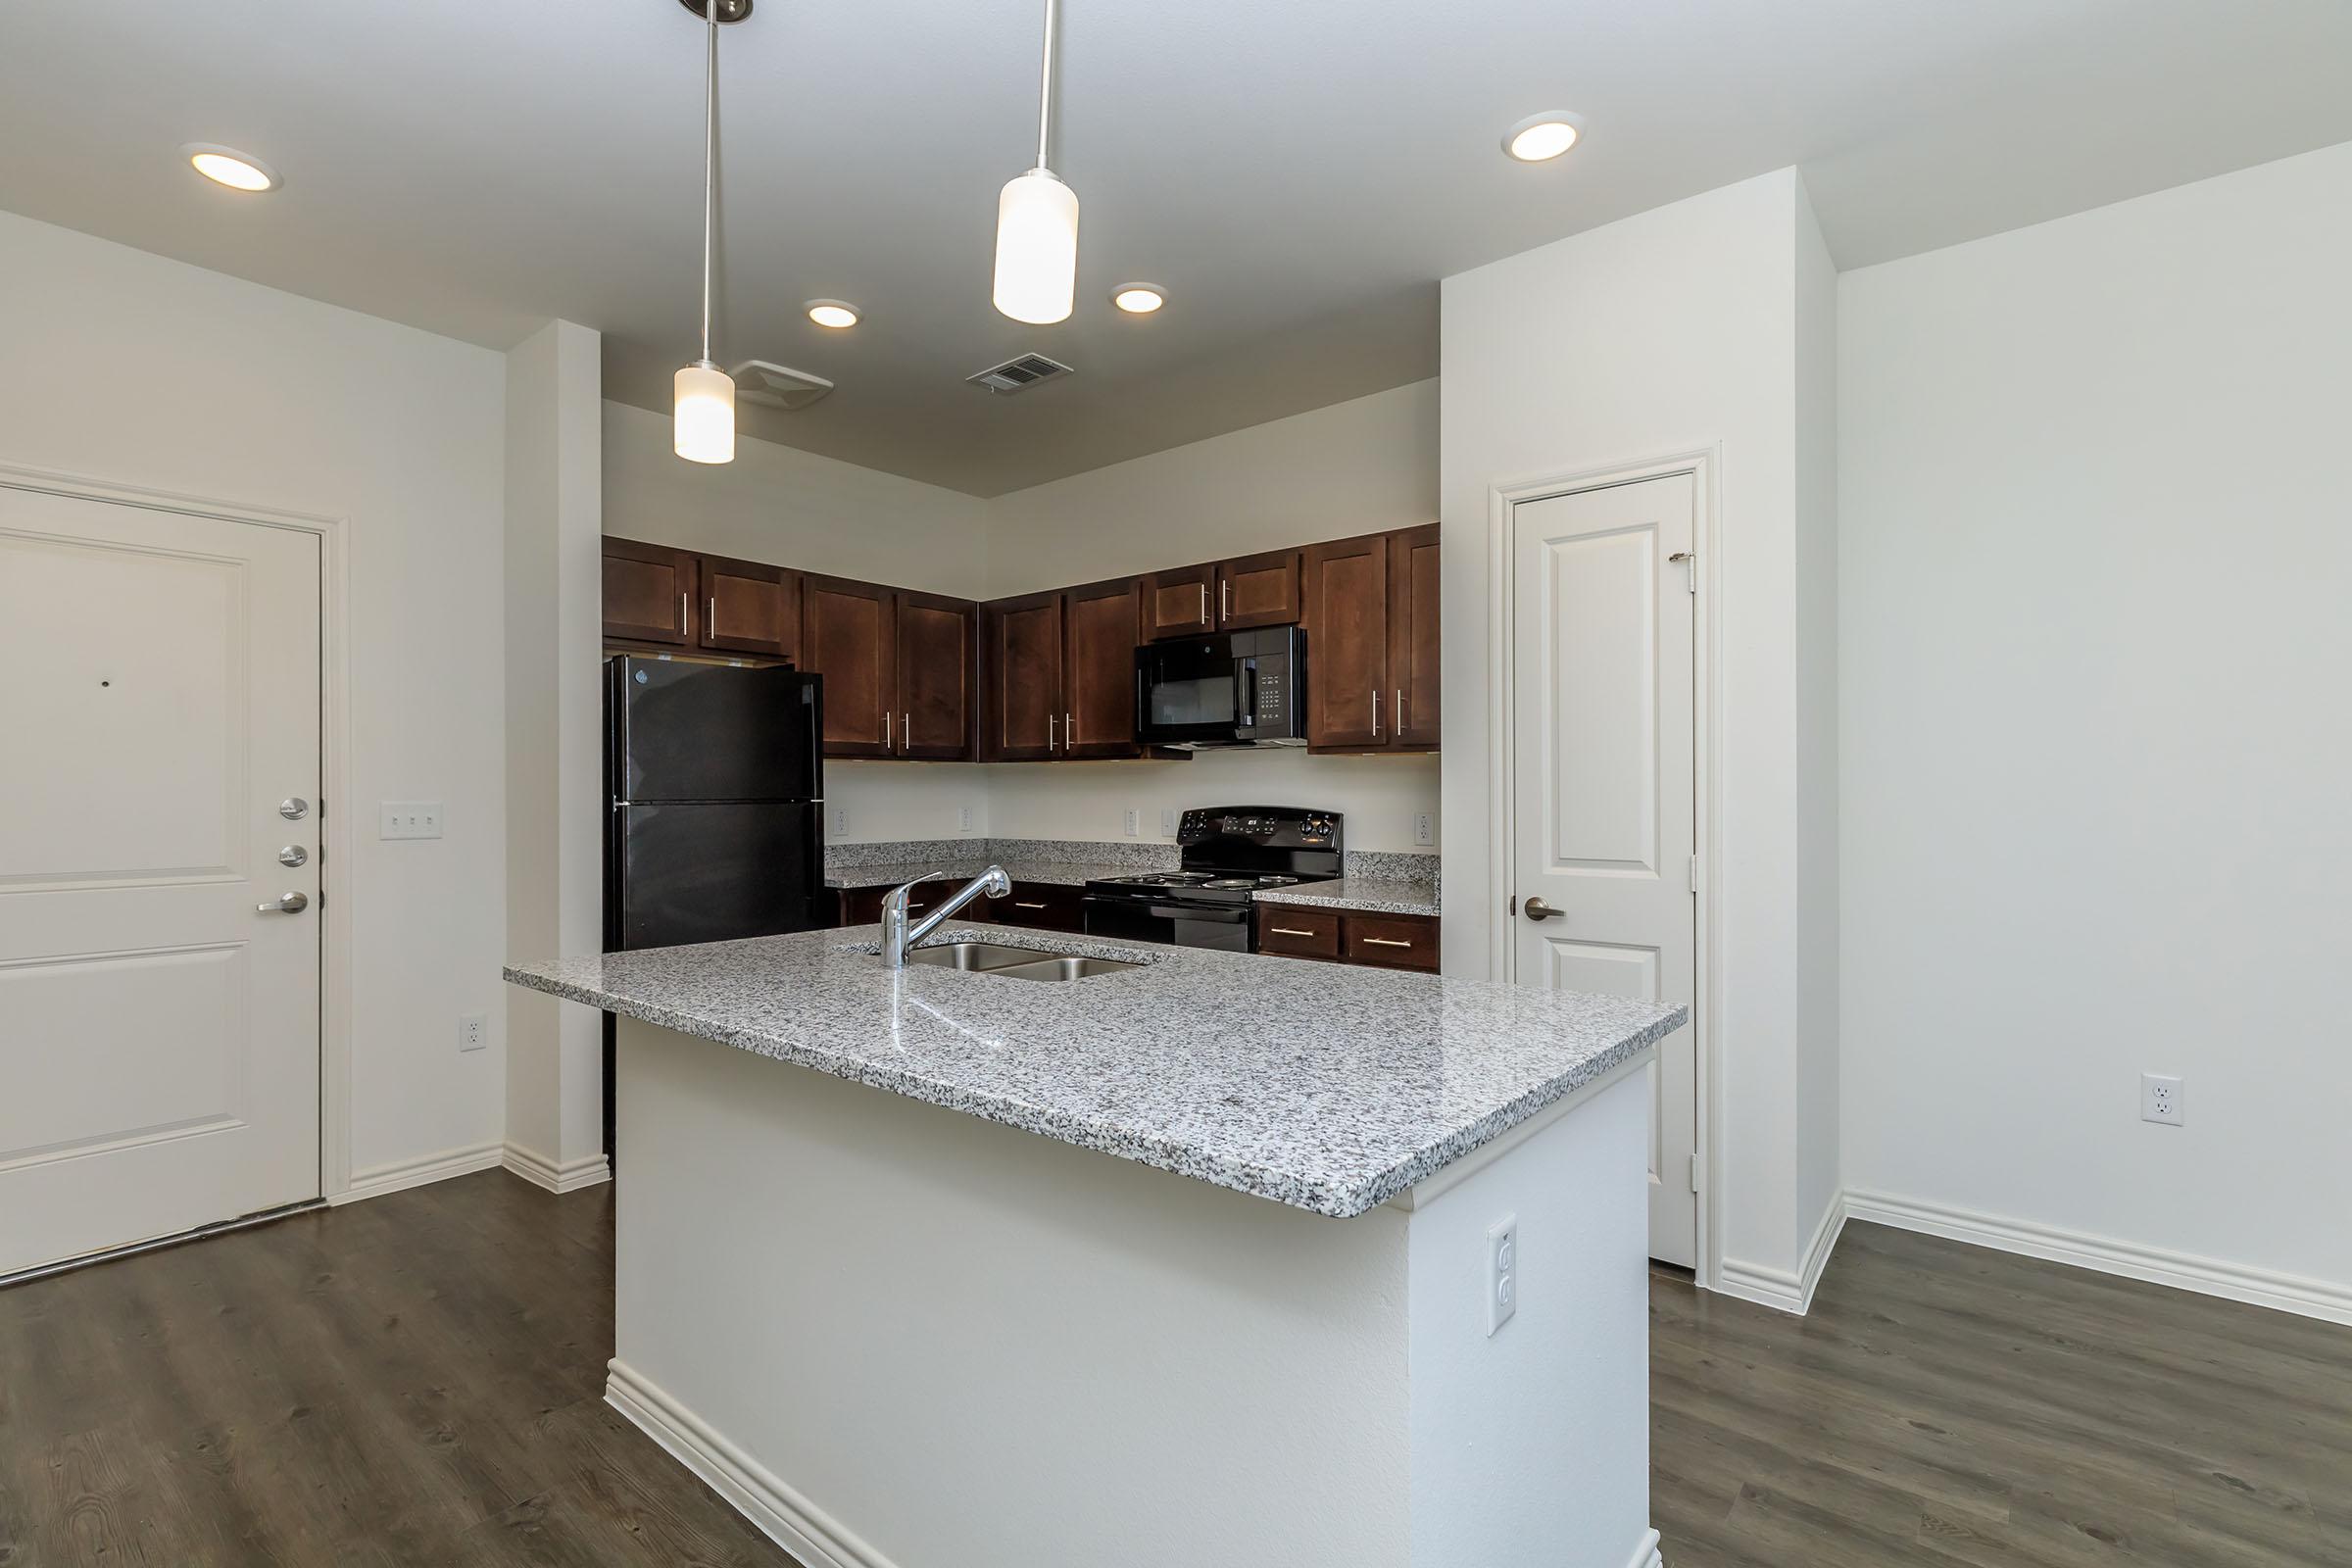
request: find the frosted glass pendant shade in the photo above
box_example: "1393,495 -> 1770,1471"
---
993,169 -> 1080,324
673,361 -> 736,465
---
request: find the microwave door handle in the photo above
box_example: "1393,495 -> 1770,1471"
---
1235,658 -> 1258,730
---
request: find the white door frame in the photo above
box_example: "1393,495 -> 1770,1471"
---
0,460 -> 356,1202
1485,447 -> 1722,1291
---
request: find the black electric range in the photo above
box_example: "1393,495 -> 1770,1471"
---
1081,806 -> 1342,952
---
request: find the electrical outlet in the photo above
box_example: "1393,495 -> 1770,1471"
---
1160,808 -> 1177,837
958,805 -> 974,833
458,1013 -> 487,1053
829,805 -> 849,839
1414,810 -> 1435,848
379,801 -> 443,840
2141,1073 -> 2183,1126
1487,1214 -> 1519,1336
1123,808 -> 1140,838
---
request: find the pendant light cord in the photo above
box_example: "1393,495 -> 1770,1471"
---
1035,0 -> 1056,172
701,0 -> 718,366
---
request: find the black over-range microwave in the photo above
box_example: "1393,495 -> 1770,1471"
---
1135,626 -> 1307,749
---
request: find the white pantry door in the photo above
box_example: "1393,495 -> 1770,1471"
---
1510,473 -> 1698,1266
0,486 -> 321,1277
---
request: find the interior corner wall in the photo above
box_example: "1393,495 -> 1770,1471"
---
1439,170 -> 1822,1293
504,319 -> 606,1180
600,400 -> 994,846
0,208 -> 510,1183
1838,139 -> 2352,1309
980,380 -> 1444,854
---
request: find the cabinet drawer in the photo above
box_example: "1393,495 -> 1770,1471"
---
835,884 -> 947,927
1343,912 -> 1439,971
1255,905 -> 1341,959
991,882 -> 1084,932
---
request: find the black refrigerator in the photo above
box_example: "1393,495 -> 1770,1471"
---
603,656 -> 827,1158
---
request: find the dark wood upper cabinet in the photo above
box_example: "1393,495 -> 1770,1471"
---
1138,562 -> 1215,641
1061,578 -> 1143,759
1301,533 -> 1391,750
983,591 -> 1064,761
602,538 -> 697,648
1216,549 -> 1302,630
895,590 -> 978,760
802,575 -> 898,758
699,554 -> 801,661
1388,523 -> 1441,751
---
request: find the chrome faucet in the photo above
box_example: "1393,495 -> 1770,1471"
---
879,865 -> 1011,969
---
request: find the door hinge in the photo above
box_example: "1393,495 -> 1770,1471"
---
1688,854 -> 1702,893
1669,550 -> 1697,594
1506,894 -> 1519,917
1689,1153 -> 1702,1194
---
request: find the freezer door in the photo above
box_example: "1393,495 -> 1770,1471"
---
611,802 -> 825,950
611,657 -> 822,803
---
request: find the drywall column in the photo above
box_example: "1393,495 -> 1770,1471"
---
1440,170 -> 1839,1305
503,319 -> 610,1192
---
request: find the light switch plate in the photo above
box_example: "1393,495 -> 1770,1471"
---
380,801 -> 443,840
829,805 -> 849,838
1123,808 -> 1141,838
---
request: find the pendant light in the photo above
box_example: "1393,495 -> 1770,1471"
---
674,0 -> 744,464
992,0 -> 1078,324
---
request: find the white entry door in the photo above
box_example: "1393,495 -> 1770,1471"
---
1509,473 -> 1698,1267
0,485 -> 322,1277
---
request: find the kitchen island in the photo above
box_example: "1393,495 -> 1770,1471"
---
507,924 -> 1683,1568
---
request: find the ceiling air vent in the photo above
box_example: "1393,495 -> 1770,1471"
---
732,361 -> 835,413
967,353 -> 1073,395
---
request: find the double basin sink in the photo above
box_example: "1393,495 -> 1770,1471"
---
903,941 -> 1144,984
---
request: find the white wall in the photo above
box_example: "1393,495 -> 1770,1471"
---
603,400 -> 993,845
1441,171 -> 1838,1296
1838,140 -> 2352,1310
0,209 -> 510,1183
504,320 -> 608,1184
983,380 -> 1444,855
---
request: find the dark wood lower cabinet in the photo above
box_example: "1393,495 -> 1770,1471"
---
1255,906 -> 1439,972
836,879 -> 1085,933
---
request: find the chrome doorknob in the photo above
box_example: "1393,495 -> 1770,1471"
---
1522,897 -> 1563,922
258,891 -> 310,914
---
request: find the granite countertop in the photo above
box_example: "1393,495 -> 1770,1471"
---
823,858 -> 1141,891
506,924 -> 1680,1218
1254,878 -> 1442,917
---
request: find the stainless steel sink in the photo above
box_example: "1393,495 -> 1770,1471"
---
903,942 -> 1143,982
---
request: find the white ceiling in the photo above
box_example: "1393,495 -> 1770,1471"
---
6,0 -> 2349,495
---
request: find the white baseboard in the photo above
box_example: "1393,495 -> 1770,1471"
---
1627,1527 -> 1665,1568
501,1142 -> 612,1195
1712,1195 -> 1848,1316
605,1358 -> 897,1568
330,1139 -> 504,1204
1844,1188 -> 2352,1327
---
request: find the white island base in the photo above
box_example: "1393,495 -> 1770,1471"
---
605,1015 -> 1662,1568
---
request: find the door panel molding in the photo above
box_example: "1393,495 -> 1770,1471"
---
0,461 -> 351,1204
1485,447 -> 1721,1290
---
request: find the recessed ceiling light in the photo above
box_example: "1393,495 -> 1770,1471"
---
806,299 -> 859,329
182,143 -> 280,192
1502,112 -> 1584,163
1110,282 -> 1165,314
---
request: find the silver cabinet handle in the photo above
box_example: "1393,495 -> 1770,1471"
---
707,597 -> 716,640
1049,713 -> 1057,753
1362,936 -> 1412,948
1221,578 -> 1229,621
1065,710 -> 1073,749
1523,897 -> 1563,922
1371,690 -> 1382,738
884,711 -> 891,747
1396,688 -> 1405,734
679,592 -> 688,635
903,713 -> 910,755
1200,582 -> 1208,624
1270,926 -> 1319,938
1012,902 -> 1049,910
258,891 -> 309,914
